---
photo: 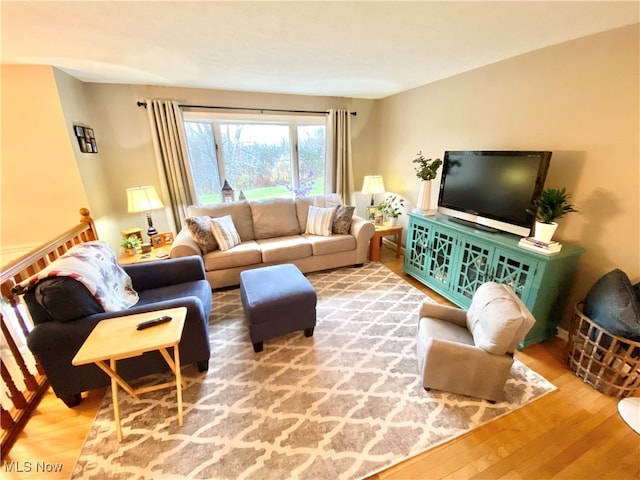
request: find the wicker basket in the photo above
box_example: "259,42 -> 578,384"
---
567,302 -> 640,398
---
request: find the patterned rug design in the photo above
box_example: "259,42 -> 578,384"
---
72,262 -> 556,479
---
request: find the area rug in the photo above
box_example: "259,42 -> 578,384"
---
72,262 -> 555,480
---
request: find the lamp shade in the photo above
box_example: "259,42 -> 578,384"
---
127,186 -> 163,213
361,175 -> 385,195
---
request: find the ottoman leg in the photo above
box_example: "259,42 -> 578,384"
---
252,341 -> 264,353
304,327 -> 314,337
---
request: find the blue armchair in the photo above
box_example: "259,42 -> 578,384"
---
24,256 -> 212,407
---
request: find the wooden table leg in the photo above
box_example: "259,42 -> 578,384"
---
110,358 -> 122,442
159,345 -> 183,427
370,234 -> 381,261
175,344 -> 183,426
395,231 -> 402,257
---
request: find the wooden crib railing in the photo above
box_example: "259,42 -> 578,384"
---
0,208 -> 97,459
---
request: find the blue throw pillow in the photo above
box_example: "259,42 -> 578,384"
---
583,269 -> 640,341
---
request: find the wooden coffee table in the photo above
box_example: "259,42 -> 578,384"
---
72,307 -> 187,442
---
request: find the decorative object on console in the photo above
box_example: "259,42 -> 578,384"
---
127,185 -> 164,238
526,187 -> 578,243
518,237 -> 562,255
361,175 -> 385,206
73,125 -> 98,153
412,150 -> 442,215
221,179 -> 235,202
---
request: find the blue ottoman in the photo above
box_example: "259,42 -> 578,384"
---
240,264 -> 317,352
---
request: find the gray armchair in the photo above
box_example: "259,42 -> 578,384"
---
416,282 -> 535,402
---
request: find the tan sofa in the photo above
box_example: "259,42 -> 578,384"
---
170,194 -> 375,289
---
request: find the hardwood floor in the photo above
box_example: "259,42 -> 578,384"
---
4,245 -> 639,479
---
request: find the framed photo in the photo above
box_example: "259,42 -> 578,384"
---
73,125 -> 97,153
161,232 -> 174,245
366,206 -> 379,222
150,234 -> 164,248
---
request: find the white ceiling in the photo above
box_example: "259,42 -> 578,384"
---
2,1 -> 638,99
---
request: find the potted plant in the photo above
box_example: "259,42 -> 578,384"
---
412,151 -> 442,215
526,187 -> 578,242
120,234 -> 142,256
378,195 -> 405,225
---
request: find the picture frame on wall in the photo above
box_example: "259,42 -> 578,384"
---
73,124 -> 98,154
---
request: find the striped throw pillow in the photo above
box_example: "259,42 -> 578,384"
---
305,206 -> 336,236
210,215 -> 241,251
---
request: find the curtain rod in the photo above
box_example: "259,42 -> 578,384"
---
136,101 -> 356,116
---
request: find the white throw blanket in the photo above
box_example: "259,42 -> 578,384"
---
18,241 -> 138,312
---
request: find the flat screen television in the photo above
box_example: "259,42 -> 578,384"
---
437,150 -> 551,237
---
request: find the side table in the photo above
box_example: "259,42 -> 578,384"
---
370,223 -> 403,261
118,247 -> 171,265
72,307 -> 187,442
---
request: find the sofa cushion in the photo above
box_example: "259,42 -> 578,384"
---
203,241 -> 262,271
305,206 -> 336,236
185,216 -> 218,254
257,236 -> 313,263
466,282 -> 535,355
210,215 -> 241,251
250,198 -> 300,239
329,204 -> 355,234
303,234 -> 356,256
187,201 -> 254,241
583,269 -> 640,341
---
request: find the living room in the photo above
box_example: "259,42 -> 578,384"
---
1,2 -> 639,479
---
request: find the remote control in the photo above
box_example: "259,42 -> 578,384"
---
136,315 -> 172,330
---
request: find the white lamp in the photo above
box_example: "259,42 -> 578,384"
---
361,175 -> 385,206
127,186 -> 164,238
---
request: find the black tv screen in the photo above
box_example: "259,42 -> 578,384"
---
437,151 -> 551,236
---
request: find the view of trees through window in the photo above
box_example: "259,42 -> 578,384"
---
183,118 -> 326,204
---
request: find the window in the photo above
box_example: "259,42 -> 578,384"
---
183,113 -> 326,204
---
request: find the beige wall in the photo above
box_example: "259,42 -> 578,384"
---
375,24 -> 640,327
0,65 -> 89,261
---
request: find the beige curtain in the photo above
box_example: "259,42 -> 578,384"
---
326,109 -> 354,203
146,99 -> 194,232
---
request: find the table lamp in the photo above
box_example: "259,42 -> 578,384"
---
127,186 -> 164,238
361,175 -> 385,206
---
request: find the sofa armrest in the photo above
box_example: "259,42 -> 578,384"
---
124,256 -> 206,291
350,215 -> 376,263
170,227 -> 201,258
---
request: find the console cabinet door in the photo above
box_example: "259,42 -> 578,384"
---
425,227 -> 459,293
449,235 -> 493,307
491,249 -> 540,306
404,218 -> 433,277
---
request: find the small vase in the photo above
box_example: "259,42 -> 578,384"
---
533,221 -> 557,243
416,181 -> 436,215
125,247 -> 138,256
389,216 -> 398,226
